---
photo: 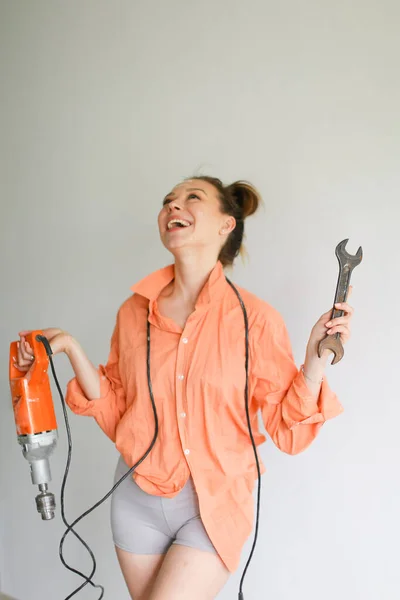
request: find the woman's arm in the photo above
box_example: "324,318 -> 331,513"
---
300,291 -> 355,399
65,337 -> 101,400
64,310 -> 127,442
300,355 -> 327,399
252,311 -> 344,455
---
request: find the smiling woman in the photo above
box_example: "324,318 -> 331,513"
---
28,170 -> 346,600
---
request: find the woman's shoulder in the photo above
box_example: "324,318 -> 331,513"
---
228,282 -> 285,328
115,292 -> 149,324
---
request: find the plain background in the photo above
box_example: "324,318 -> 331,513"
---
1,1 -> 399,599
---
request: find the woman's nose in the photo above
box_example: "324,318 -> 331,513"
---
168,199 -> 182,211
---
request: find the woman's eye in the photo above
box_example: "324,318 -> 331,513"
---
162,193 -> 199,206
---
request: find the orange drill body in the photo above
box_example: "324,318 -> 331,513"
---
10,332 -> 57,435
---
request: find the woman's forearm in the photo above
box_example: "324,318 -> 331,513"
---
302,354 -> 328,400
65,336 -> 101,400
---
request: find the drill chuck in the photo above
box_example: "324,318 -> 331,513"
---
36,484 -> 56,520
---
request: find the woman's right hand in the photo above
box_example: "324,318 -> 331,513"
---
14,328 -> 73,372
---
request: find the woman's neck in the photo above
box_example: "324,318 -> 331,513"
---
166,255 -> 219,307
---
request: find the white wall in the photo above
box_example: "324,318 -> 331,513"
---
1,1 -> 399,599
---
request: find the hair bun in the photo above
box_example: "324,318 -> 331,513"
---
228,181 -> 261,220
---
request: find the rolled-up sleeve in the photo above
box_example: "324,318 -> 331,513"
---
252,311 -> 344,455
65,310 -> 126,442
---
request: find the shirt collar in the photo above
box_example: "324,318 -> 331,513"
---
130,260 -> 228,308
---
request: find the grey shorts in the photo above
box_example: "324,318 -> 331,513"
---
110,454 -> 218,556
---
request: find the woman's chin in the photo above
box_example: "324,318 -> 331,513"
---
161,234 -> 190,249
162,240 -> 188,254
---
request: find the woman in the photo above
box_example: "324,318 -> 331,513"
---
15,176 -> 353,600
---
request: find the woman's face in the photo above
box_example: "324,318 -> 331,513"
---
158,179 -> 235,257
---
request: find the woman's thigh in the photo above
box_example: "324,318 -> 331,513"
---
114,546 -> 166,600
149,544 -> 231,600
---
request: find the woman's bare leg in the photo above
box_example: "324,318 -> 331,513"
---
115,545 -> 167,600
149,544 -> 231,600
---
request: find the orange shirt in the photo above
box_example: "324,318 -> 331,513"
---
65,260 -> 344,572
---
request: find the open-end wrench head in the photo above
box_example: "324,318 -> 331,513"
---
318,334 -> 344,365
329,351 -> 342,365
335,238 -> 363,268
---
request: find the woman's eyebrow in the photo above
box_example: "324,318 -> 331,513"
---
163,187 -> 208,202
186,187 -> 208,196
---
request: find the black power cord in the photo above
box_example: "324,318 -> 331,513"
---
36,275 -> 261,599
36,334 -> 159,599
225,278 -> 262,600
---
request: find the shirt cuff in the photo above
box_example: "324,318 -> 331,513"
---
282,365 -> 344,430
65,366 -> 112,416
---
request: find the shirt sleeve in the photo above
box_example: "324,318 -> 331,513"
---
251,310 -> 344,455
64,309 -> 126,442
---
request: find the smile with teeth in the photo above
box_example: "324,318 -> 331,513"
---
167,218 -> 192,231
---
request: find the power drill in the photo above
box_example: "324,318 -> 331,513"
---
9,331 -> 109,596
9,331 -> 58,520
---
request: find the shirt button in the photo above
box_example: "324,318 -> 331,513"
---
182,337 -> 188,344
178,374 -> 184,380
180,412 -> 186,418
184,449 -> 190,455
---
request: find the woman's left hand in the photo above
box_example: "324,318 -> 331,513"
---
306,285 -> 354,362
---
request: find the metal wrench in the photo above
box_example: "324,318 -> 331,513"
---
318,238 -> 362,365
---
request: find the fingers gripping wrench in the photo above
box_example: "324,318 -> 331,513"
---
318,238 -> 363,365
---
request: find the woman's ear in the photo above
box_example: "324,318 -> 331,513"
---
219,216 -> 236,235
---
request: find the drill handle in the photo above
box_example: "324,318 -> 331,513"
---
9,330 -> 49,381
